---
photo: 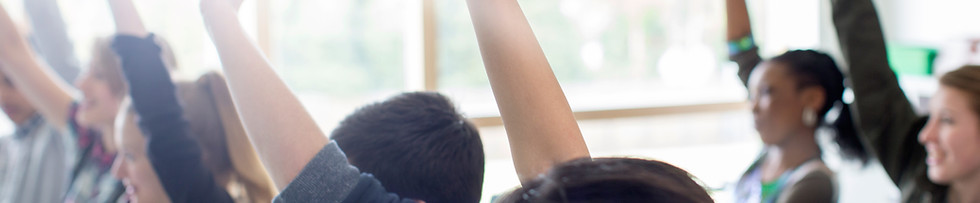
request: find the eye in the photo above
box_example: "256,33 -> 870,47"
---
940,116 -> 954,125
125,153 -> 137,161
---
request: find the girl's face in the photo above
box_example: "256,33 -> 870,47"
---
747,62 -> 823,145
110,110 -> 171,203
74,65 -> 124,128
919,86 -> 980,184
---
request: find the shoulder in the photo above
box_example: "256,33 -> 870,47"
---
779,161 -> 836,203
342,174 -> 416,203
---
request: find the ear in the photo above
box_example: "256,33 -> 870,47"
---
799,86 -> 826,111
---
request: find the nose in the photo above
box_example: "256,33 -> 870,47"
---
919,118 -> 939,144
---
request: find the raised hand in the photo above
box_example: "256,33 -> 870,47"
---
0,2 -> 75,131
465,0 -> 591,185
0,3 -> 30,57
107,0 -> 148,37
201,0 -> 243,14
200,0 -> 329,189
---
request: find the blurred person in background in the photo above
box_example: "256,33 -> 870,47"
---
833,0 -> 980,201
200,0 -> 485,202
726,0 -> 871,202
0,0 -> 182,200
0,70 -> 74,203
0,0 -> 83,201
109,27 -> 276,202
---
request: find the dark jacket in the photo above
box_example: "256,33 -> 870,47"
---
830,0 -> 946,202
113,34 -> 235,203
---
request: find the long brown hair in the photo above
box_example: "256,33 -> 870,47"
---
939,65 -> 980,121
175,72 -> 276,202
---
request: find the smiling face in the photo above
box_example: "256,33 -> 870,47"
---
747,62 -> 824,145
74,39 -> 126,128
919,86 -> 980,184
110,108 -> 171,203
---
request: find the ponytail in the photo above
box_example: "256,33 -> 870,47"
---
199,72 -> 278,202
824,101 -> 869,165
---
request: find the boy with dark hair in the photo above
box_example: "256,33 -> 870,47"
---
332,92 -> 485,203
201,0 -> 480,202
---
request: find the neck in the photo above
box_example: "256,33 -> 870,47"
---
765,130 -> 820,173
949,173 -> 980,203
94,124 -> 117,153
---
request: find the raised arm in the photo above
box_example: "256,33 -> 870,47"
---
107,0 -> 148,37
200,0 -> 327,189
24,0 -> 80,82
465,0 -> 590,185
726,0 -> 762,87
0,3 -> 76,130
114,34 -> 233,203
830,0 -> 926,186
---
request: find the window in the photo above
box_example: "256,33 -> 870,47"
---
437,0 -> 748,118
269,0 -> 411,129
0,0 -> 836,202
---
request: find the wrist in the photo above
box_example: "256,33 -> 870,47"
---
727,35 -> 755,55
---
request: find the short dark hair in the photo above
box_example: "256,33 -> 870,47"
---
331,92 -> 485,203
499,158 -> 712,203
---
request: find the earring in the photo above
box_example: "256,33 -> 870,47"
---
803,108 -> 817,127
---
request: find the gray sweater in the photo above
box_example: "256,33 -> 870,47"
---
0,115 -> 76,203
275,142 -> 415,203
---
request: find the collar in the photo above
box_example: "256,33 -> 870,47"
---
13,113 -> 44,139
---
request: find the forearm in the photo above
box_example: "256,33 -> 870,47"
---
114,34 -> 235,202
725,0 -> 760,86
108,0 -> 148,37
466,0 -> 590,185
726,0 -> 752,41
114,35 -> 178,117
201,1 -> 328,189
24,0 -> 79,82
0,4 -> 74,130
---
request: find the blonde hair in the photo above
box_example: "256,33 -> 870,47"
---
175,72 -> 276,202
89,35 -> 178,96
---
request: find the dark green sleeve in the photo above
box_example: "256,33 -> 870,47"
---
830,0 -> 928,188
